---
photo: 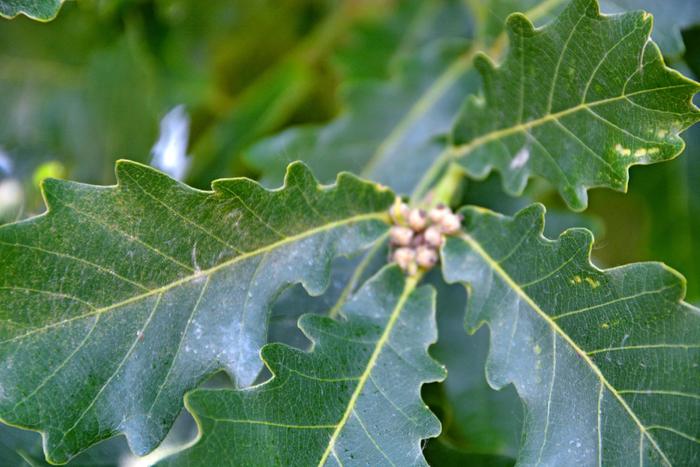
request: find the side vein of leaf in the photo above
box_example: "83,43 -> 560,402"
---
551,284 -> 679,320
9,315 -> 101,412
617,390 -> 700,400
546,9 -> 587,114
121,169 -> 245,253
587,343 -> 700,355
0,240 -> 149,292
145,277 -> 211,418
352,411 -> 396,466
647,426 -> 700,445
0,212 -> 388,345
206,418 -> 338,430
536,330 -> 557,465
581,24 -> 645,104
58,199 -> 196,272
54,293 -> 164,450
459,232 -> 672,466
0,286 -> 97,310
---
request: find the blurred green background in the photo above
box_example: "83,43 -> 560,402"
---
1,0 -> 699,465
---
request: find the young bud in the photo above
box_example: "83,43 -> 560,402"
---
389,226 -> 413,246
424,226 -> 444,247
440,213 -> 462,234
389,198 -> 410,224
416,245 -> 438,269
408,208 -> 428,231
393,247 -> 415,270
428,204 -> 449,224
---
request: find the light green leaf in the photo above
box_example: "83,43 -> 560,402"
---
161,266 -> 445,466
0,161 -> 393,464
442,0 -> 700,210
442,203 -> 700,465
0,0 -> 62,21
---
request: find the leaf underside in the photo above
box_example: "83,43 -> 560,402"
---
161,266 -> 445,466
0,0 -> 62,20
450,0 -> 700,209
0,161 -> 393,463
442,204 -> 700,466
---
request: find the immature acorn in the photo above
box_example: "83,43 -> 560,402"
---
408,208 -> 428,231
389,226 -> 413,246
416,245 -> 438,269
389,198 -> 410,224
424,226 -> 444,248
393,247 -> 415,271
428,204 -> 449,224
440,212 -> 463,234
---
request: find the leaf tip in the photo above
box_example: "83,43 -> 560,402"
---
505,12 -> 535,38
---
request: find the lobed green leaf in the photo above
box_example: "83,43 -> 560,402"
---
446,0 -> 700,209
442,203 -> 700,465
0,161 -> 393,463
161,266 -> 445,466
0,0 -> 62,21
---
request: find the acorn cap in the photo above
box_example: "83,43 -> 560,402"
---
440,213 -> 462,234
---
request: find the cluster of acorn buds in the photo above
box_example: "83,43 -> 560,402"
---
388,197 -> 463,276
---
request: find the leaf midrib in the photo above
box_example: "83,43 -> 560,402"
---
1,211 -> 389,345
317,273 -> 419,466
448,83 -> 694,160
458,232 -> 672,466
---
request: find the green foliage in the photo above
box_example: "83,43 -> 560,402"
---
448,0 -> 700,209
0,0 -> 62,21
0,161 -> 392,463
2,0 -> 700,465
245,0 -> 565,194
162,266 -> 445,466
442,203 -> 700,465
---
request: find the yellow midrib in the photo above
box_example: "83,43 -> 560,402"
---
458,232 -> 672,466
317,273 -> 419,466
4,211 -> 390,345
